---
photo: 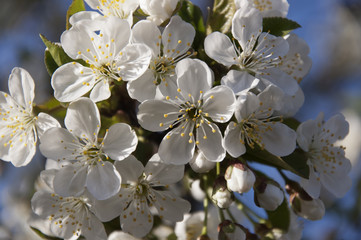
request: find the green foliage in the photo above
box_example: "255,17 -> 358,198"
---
66,0 -> 86,30
40,34 -> 87,76
244,146 -> 309,179
266,199 -> 290,231
178,0 -> 206,49
206,0 -> 236,34
262,17 -> 301,37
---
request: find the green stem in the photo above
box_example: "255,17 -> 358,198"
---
235,198 -> 263,221
218,207 -> 226,222
226,208 -> 237,223
201,174 -> 209,235
216,162 -> 221,176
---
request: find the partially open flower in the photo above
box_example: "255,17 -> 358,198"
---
225,163 -> 255,193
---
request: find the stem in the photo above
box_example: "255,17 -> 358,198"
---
216,162 -> 221,176
218,207 -> 226,222
201,174 -> 209,235
226,208 -> 237,223
235,198 -> 263,220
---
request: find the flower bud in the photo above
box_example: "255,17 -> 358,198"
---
289,188 -> 325,221
254,180 -> 284,211
197,235 -> 211,240
225,163 -> 255,193
190,151 -> 216,173
211,177 -> 233,209
218,220 -> 246,240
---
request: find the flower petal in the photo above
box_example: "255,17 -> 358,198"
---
8,67 -> 35,109
202,85 -> 235,123
89,80 -> 111,102
51,62 -> 96,102
132,20 -> 161,56
196,123 -> 225,162
87,161 -> 121,200
176,59 -> 213,100
158,129 -> 195,165
221,70 -> 260,95
204,32 -> 238,67
261,122 -> 296,156
53,165 -> 87,197
137,99 -> 180,131
145,154 -> 185,184
116,43 -> 152,81
224,122 -> 246,157
127,69 -> 158,102
102,123 -> 138,160
36,113 -> 61,138
65,98 -> 100,141
114,155 -> 144,183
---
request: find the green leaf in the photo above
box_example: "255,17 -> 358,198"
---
206,0 -> 236,34
243,146 -> 309,178
178,0 -> 206,49
66,0 -> 86,30
283,117 -> 301,131
262,17 -> 301,36
44,49 -> 59,76
267,199 -> 290,231
30,227 -> 63,240
167,233 -> 178,240
40,34 -> 74,67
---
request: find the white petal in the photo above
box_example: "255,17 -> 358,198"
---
6,134 -> 36,167
257,32 -> 289,59
53,165 -> 87,197
202,85 -> 235,123
114,155 -> 144,183
102,123 -> 138,160
300,168 -> 321,199
176,59 -> 213,100
258,84 -> 285,111
163,16 -> 195,59
221,70 -> 260,95
102,17 -> 131,54
196,123 -> 225,162
87,162 -> 121,200
224,122 -> 246,157
51,62 -> 96,102
157,74 -> 178,99
204,32 -> 238,67
152,190 -> 191,221
132,20 -> 161,56
127,69 -> 158,102
39,127 -> 81,160
258,68 -> 299,96
108,231 -> 140,240
324,114 -> 349,142
321,170 -> 352,198
158,129 -> 195,165
234,92 -> 259,121
89,80 -> 111,102
36,113 -> 61,138
137,99 -> 180,131
93,188 -> 133,222
261,122 -> 296,156
65,98 -> 100,141
232,8 -> 262,50
274,87 -> 304,117
8,67 -> 35,109
121,200 -> 153,238
116,43 -> 152,81
145,154 -> 185,184
296,118 -> 318,152
31,191 -> 59,217
69,11 -> 103,26
81,214 -> 108,240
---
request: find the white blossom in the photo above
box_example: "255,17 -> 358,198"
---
52,16 -> 151,102
235,0 -> 289,17
39,98 -> 138,200
0,67 -> 59,167
297,112 -> 352,198
224,85 -> 296,157
84,0 -> 139,25
140,0 -> 179,26
31,171 -> 107,240
189,150 -> 217,173
93,154 -> 191,238
293,197 -> 325,221
205,7 -> 301,97
255,182 -> 284,211
138,58 -> 235,164
128,16 -> 195,101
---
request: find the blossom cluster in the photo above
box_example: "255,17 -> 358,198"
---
0,0 -> 352,239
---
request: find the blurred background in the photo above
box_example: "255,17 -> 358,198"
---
0,0 -> 360,239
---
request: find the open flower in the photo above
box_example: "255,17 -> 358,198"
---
138,58 -> 235,164
83,0 -> 139,25
224,85 -> 296,157
93,154 -> 191,238
235,0 -> 289,17
0,67 -> 59,167
205,7 -> 300,97
297,112 -> 352,198
128,15 -> 196,101
39,98 -> 138,200
31,171 -> 107,240
52,16 -> 151,102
